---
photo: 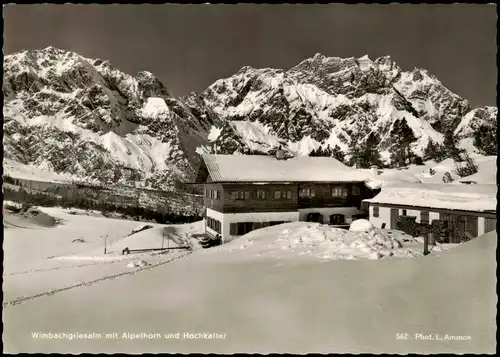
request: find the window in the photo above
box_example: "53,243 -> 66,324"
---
330,214 -> 345,225
421,211 -> 429,225
257,190 -> 266,200
207,218 -> 221,233
210,190 -> 214,199
299,188 -> 315,198
332,186 -> 348,197
373,206 -> 379,218
230,223 -> 237,235
352,185 -> 360,196
230,191 -> 250,200
230,222 -> 253,236
402,209 -> 407,216
306,213 -> 323,223
274,190 -> 292,200
216,190 -> 220,200
204,189 -> 208,198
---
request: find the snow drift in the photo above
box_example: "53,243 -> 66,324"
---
202,222 -> 445,261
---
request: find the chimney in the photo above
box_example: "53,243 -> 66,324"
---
370,165 -> 379,176
275,146 -> 285,160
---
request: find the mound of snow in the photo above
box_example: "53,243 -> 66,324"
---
205,222 -> 441,261
126,260 -> 150,268
349,219 -> 374,232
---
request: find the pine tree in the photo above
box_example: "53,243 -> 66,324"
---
443,129 -> 463,161
389,118 -> 417,167
348,132 -> 383,168
423,140 -> 437,161
473,125 -> 497,155
309,146 -> 324,157
331,145 -> 345,163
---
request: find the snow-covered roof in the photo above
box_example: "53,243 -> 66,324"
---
198,154 -> 369,183
363,183 -> 497,212
359,168 -> 422,190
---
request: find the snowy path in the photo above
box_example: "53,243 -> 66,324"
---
3,251 -> 192,307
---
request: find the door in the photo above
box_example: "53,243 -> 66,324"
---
390,208 -> 398,229
485,218 -> 496,234
464,215 -> 478,239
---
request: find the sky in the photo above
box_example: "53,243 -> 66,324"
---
3,4 -> 497,107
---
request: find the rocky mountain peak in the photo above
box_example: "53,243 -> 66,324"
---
3,48 -> 497,194
3,47 -> 212,192
135,70 -> 171,99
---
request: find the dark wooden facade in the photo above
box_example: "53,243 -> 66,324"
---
203,182 -> 375,214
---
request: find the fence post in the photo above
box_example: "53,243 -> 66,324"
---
423,233 -> 429,256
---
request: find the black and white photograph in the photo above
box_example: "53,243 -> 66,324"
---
2,3 -> 497,354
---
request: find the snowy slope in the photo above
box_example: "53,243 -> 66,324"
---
401,155 -> 497,184
3,209 -> 496,353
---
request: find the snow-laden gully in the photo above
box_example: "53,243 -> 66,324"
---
2,251 -> 192,308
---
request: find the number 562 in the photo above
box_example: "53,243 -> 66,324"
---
396,333 -> 408,340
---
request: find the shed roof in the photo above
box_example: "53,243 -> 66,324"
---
195,154 -> 369,183
363,183 -> 497,212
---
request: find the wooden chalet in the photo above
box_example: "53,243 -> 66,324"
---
190,151 -> 376,243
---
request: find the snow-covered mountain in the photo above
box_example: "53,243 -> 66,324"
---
3,46 -> 214,190
192,53 -> 496,160
3,48 -> 497,191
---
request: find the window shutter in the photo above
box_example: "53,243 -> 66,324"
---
421,211 -> 429,224
230,223 -> 237,235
